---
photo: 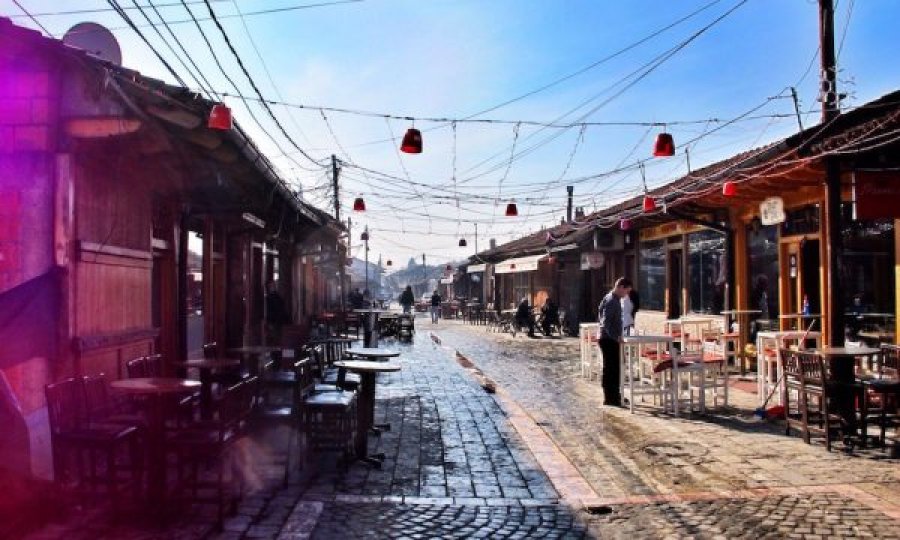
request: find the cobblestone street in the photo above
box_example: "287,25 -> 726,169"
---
21,317 -> 900,539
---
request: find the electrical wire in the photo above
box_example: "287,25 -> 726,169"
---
105,0 -> 188,86
11,0 -> 53,36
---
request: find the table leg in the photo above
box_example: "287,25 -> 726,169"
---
199,368 -> 213,421
145,395 -> 168,509
355,373 -> 385,467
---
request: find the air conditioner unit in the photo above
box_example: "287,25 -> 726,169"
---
593,229 -> 624,251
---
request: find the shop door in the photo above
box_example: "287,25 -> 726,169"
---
779,238 -> 821,329
668,249 -> 683,318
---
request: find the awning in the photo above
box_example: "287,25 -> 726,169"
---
494,253 -> 547,274
467,264 -> 487,273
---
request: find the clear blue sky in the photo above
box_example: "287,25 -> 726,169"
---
7,0 -> 900,264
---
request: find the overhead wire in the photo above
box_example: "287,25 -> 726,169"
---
11,0 -> 53,36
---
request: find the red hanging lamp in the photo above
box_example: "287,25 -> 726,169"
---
360,231 -> 369,241
722,180 -> 737,197
208,103 -> 232,130
458,238 -> 467,247
653,128 -> 675,157
446,264 -> 453,272
643,195 -> 657,213
353,196 -> 366,212
400,127 -> 423,154
505,202 -> 518,217
386,259 -> 393,267
619,218 -> 632,231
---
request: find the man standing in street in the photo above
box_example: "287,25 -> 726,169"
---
598,277 -> 631,407
399,285 -> 415,314
430,290 -> 442,324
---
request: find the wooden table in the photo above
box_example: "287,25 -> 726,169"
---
779,313 -> 822,331
228,345 -> 282,376
346,347 -> 401,360
620,335 -> 678,414
110,378 -> 200,508
815,346 -> 881,445
174,358 -> 241,419
334,360 -> 401,466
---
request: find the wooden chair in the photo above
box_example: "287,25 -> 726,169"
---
398,314 -> 415,342
781,349 -> 842,450
860,345 -> 900,449
45,378 -> 143,507
302,386 -> 358,469
168,376 -> 258,529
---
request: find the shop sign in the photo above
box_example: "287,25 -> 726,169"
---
856,172 -> 900,220
580,251 -> 605,270
760,197 -> 786,226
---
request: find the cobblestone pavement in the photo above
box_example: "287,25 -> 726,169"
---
434,320 -> 900,537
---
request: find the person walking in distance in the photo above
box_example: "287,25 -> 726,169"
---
430,290 -> 442,324
399,285 -> 415,314
598,277 -> 631,407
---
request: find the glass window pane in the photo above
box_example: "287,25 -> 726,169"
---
688,230 -> 725,314
747,223 -> 779,321
638,239 -> 665,311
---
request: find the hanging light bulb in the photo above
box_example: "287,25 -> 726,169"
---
620,218 -> 632,231
643,195 -> 657,213
400,127 -> 423,154
505,202 -> 518,217
458,238 -> 467,247
353,196 -> 366,212
653,130 -> 675,157
722,180 -> 737,197
361,231 -> 369,241
208,103 -> 232,130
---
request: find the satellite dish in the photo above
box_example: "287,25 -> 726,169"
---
62,22 -> 122,65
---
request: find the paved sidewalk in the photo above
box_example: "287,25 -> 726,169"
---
435,321 -> 900,538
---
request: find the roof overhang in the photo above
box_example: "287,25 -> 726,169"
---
494,253 -> 548,274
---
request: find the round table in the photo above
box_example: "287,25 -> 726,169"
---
346,347 -> 401,360
334,360 -> 401,466
110,378 -> 201,507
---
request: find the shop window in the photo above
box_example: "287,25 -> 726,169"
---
687,230 -> 725,314
638,239 -> 665,311
841,203 -> 895,324
780,205 -> 820,236
746,223 -> 779,321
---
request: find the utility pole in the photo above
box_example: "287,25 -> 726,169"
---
789,87 -> 804,131
333,154 -> 346,312
364,225 -> 370,297
422,253 -> 427,294
819,0 -> 844,346
474,223 -> 478,253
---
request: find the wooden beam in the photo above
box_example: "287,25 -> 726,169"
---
65,116 -> 142,138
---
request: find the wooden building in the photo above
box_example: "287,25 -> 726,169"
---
0,19 -> 344,480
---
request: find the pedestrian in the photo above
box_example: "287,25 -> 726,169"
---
540,297 -> 559,336
516,297 -> 536,337
622,286 -> 638,336
399,285 -> 415,314
430,290 -> 442,323
598,277 -> 631,407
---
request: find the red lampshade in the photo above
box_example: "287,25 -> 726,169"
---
353,197 -> 366,212
620,218 -> 632,230
547,255 -> 557,264
505,202 -> 518,217
722,180 -> 737,197
361,231 -> 369,241
653,132 -> 675,157
208,103 -> 232,130
386,259 -> 392,266
400,128 -> 423,154
446,264 -> 452,271
642,195 -> 657,213
458,238 -> 467,247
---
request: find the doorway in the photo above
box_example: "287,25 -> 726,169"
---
668,248 -> 683,318
780,237 -> 821,329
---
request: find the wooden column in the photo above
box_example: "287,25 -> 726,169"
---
733,217 -> 748,312
896,219 -> 900,345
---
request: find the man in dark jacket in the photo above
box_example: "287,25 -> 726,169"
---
430,290 -> 442,323
515,298 -> 536,337
598,277 -> 631,406
399,285 -> 415,314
